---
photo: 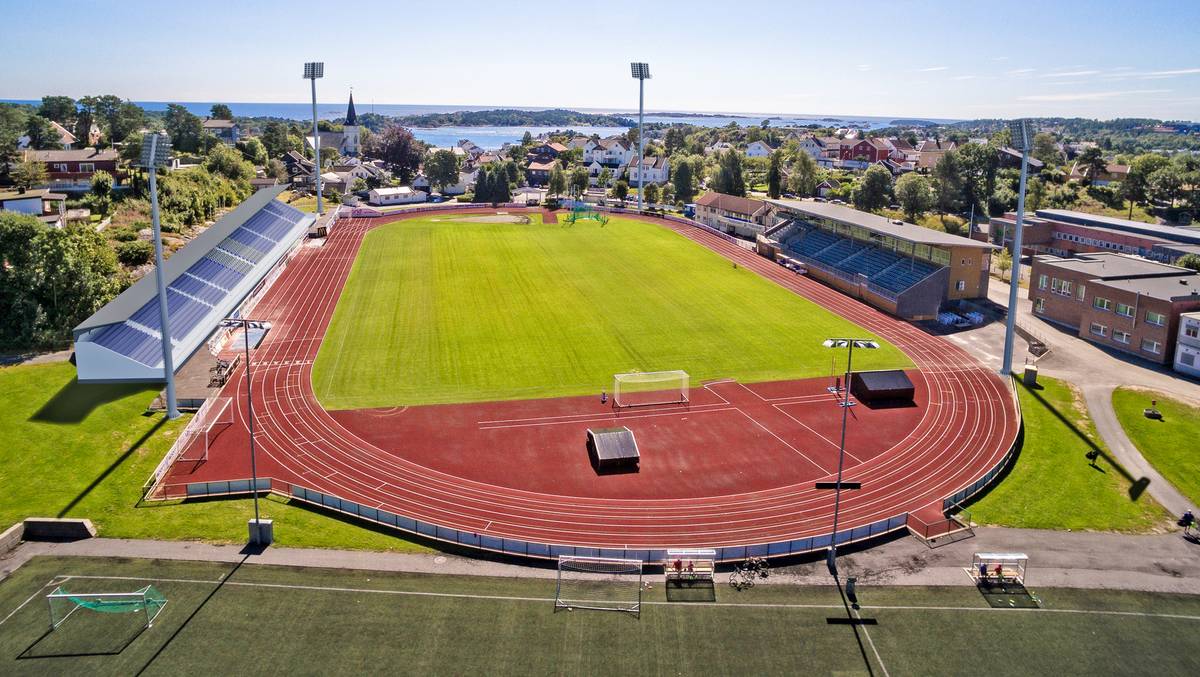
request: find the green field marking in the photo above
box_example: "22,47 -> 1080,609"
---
2,556 -> 1199,676
0,362 -> 431,552
966,376 -> 1168,531
312,215 -> 910,409
1112,387 -> 1200,507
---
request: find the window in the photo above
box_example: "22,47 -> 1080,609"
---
955,280 -> 966,292
1113,331 -> 1131,344
1186,324 -> 1199,339
53,163 -> 68,172
1090,323 -> 1108,337
1060,280 -> 1073,296
961,258 -> 971,266
1141,339 -> 1161,354
1093,297 -> 1113,312
1116,303 -> 1134,318
1077,284 -> 1086,301
78,163 -> 94,173
1038,274 -> 1049,290
1146,311 -> 1166,326
1051,278 -> 1062,293
1183,352 -> 1196,367
1034,298 -> 1045,314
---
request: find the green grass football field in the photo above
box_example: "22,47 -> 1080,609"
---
312,213 -> 911,409
2,556 -> 1198,676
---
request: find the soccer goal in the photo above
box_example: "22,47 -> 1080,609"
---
177,396 -> 234,463
47,585 -> 168,631
612,370 -> 690,409
554,556 -> 643,616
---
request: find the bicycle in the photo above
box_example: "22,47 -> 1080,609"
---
728,556 -> 770,591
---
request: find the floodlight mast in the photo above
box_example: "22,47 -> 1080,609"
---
141,132 -> 179,420
304,62 -> 325,216
631,62 -> 650,212
821,337 -> 879,577
1001,119 -> 1031,376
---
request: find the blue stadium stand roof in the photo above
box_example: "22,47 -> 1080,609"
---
73,186 -> 314,382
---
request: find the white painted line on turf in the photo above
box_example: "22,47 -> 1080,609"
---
0,577 -> 67,628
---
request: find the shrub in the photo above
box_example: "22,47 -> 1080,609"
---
116,239 -> 154,267
108,227 -> 139,242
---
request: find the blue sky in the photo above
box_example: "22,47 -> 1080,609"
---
3,0 -> 1199,121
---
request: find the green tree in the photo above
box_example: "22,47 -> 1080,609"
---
90,169 -> 114,199
474,166 -> 493,203
109,101 -> 145,143
504,159 -> 520,186
368,124 -> 422,182
1123,153 -> 1170,218
598,167 -> 612,188
165,103 -> 204,153
38,96 -> 75,125
713,150 -> 746,196
569,166 -> 589,197
612,180 -> 629,202
853,164 -> 893,212
203,144 -> 255,183
1027,177 -> 1047,211
995,249 -> 1013,282
932,150 -> 963,214
644,182 -> 661,206
425,149 -> 461,193
1032,132 -> 1062,167
1148,165 -> 1184,207
787,152 -> 819,197
521,131 -> 533,145
1077,146 -> 1108,186
210,104 -> 234,120
547,164 -> 567,198
894,173 -> 933,222
766,151 -> 783,199
492,165 -> 512,203
1172,253 -> 1200,272
672,160 -> 696,203
116,239 -> 154,266
24,115 -> 61,149
236,137 -> 268,166
74,95 -> 98,148
11,154 -> 47,190
260,121 -> 292,158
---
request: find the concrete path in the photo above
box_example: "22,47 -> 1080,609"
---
3,528 -> 1198,595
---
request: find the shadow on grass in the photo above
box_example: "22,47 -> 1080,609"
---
1017,379 -> 1150,502
31,377 -> 150,424
59,417 -> 167,518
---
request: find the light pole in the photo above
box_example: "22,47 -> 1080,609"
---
630,62 -> 650,212
1001,119 -> 1032,376
140,132 -> 178,420
221,317 -> 270,545
821,338 -> 879,577
304,61 -> 325,216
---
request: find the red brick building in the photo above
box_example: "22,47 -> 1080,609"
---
991,209 -> 1200,263
1029,252 -> 1200,364
839,138 -> 891,163
22,147 -> 123,193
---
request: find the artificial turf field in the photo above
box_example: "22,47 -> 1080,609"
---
2,557 -> 1198,676
312,213 -> 911,409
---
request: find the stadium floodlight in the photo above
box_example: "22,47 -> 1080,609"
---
303,61 -> 325,216
141,132 -> 179,420
821,337 -> 879,578
630,62 -> 650,212
1001,119 -> 1033,377
220,316 -> 271,545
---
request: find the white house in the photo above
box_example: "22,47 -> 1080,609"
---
624,156 -> 669,185
441,167 -> 478,196
566,136 -> 590,151
17,120 -> 77,150
586,161 -> 625,187
584,137 -> 633,166
368,186 -> 428,205
705,141 -> 735,155
1175,312 -> 1200,378
746,140 -> 776,158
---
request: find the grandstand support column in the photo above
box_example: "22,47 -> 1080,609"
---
1001,120 -> 1031,377
146,134 -> 178,419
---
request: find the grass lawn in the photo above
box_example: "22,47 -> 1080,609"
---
0,361 -> 429,553
2,556 -> 1198,676
312,214 -> 911,409
966,376 -> 1168,531
276,190 -> 319,213
1113,387 -> 1200,507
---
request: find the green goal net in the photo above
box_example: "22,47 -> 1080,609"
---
47,585 -> 168,630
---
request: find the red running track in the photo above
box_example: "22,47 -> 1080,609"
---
162,208 -> 1019,555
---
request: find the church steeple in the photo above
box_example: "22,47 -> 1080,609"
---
345,91 -> 357,126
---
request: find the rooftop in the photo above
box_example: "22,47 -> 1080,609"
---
1095,274 -> 1200,302
767,199 -> 997,250
24,147 -> 118,163
696,191 -> 768,215
1036,209 -> 1200,245
0,188 -> 67,202
1034,252 -> 1191,279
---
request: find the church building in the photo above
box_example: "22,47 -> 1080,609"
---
305,92 -> 360,157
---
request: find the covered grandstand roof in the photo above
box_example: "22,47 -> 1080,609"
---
768,199 -> 997,250
73,186 -> 314,382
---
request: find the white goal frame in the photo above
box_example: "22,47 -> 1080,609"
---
554,556 -> 644,616
612,370 -> 690,409
178,397 -> 234,463
46,585 -> 168,631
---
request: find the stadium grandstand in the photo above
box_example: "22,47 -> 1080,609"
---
761,200 -> 998,319
72,186 -> 314,382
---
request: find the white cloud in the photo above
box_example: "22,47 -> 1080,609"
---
1141,67 -> 1200,78
992,56 -> 1010,62
951,75 -> 978,81
1039,70 -> 1101,78
856,64 -> 871,72
1005,68 -> 1036,76
1018,89 -> 1172,102
917,66 -> 949,72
